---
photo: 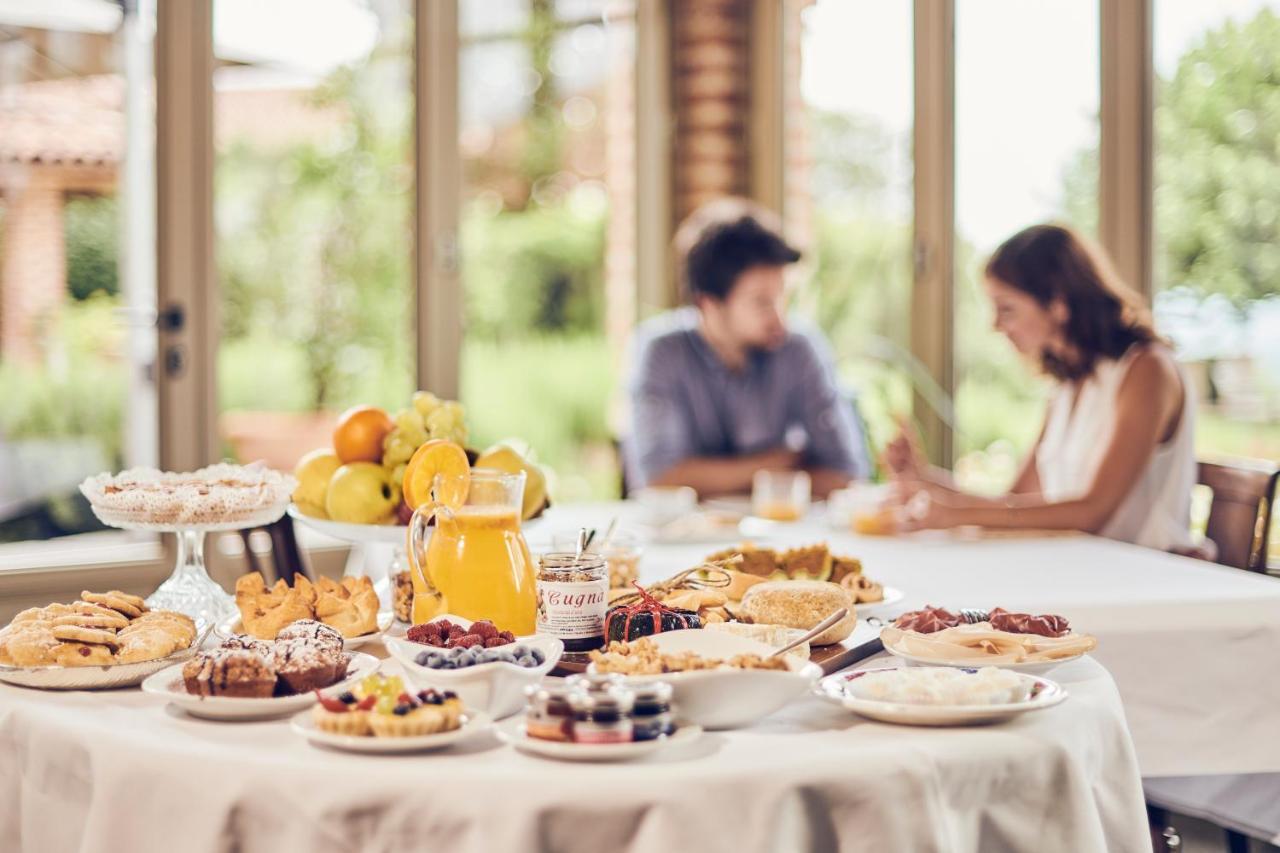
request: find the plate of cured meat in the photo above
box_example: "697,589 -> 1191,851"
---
879,606 -> 1097,675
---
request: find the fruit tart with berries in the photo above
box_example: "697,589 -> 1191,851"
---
313,673 -> 462,738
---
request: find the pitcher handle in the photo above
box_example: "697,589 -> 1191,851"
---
408,501 -> 453,597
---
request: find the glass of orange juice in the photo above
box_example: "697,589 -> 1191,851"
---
752,469 -> 811,521
407,469 -> 537,635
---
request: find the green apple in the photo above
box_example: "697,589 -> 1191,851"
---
325,462 -> 398,525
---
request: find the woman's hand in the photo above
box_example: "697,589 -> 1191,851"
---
882,416 -> 928,480
887,483 -> 956,531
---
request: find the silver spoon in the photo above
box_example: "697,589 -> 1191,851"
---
597,516 -> 620,552
574,527 -> 589,564
769,608 -> 849,659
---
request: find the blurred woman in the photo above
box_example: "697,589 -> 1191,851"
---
886,224 -> 1196,551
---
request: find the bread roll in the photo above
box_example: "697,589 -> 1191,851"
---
740,580 -> 855,646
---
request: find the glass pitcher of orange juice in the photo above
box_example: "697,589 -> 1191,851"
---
407,469 -> 537,635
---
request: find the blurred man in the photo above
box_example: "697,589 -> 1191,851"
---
623,198 -> 870,498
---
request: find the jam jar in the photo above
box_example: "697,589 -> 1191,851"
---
568,687 -> 635,744
524,682 -> 578,742
629,681 -> 674,741
536,553 -> 609,652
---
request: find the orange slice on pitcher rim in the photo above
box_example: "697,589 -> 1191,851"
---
403,440 -> 471,510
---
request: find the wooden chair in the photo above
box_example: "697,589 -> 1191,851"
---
1198,458 -> 1279,572
1147,457 -> 1280,852
237,515 -> 311,585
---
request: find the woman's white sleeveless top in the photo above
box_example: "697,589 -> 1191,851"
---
1036,345 -> 1196,551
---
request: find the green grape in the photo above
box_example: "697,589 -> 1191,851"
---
375,695 -> 396,714
390,462 -> 407,487
394,408 -> 426,435
412,391 -> 441,418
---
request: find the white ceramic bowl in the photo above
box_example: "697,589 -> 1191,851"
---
589,629 -> 821,730
384,615 -> 563,720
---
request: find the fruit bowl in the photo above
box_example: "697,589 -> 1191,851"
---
287,505 -> 413,546
385,615 -> 563,719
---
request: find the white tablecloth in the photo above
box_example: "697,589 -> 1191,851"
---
529,503 -> 1280,777
0,655 -> 1148,853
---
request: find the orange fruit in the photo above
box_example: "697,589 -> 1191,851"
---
332,405 -> 394,464
403,439 -> 471,510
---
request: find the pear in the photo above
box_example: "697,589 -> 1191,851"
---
293,448 -> 341,519
474,444 -> 550,521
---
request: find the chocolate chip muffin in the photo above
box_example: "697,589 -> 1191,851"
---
182,649 -> 276,698
270,638 -> 347,695
276,619 -> 344,653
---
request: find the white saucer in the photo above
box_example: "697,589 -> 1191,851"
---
291,708 -> 493,754
141,652 -> 380,721
495,717 -> 702,762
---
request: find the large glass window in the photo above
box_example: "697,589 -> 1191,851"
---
213,0 -> 415,470
1153,1 -> 1280,463
457,0 -> 636,500
953,0 -> 1100,491
787,0 -> 914,463
0,2 -> 156,546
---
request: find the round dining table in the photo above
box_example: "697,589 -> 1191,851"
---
0,650 -> 1147,853
10,496 -> 1263,852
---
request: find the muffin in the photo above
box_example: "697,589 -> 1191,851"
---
270,639 -> 347,695
182,649 -> 276,697
219,634 -> 273,656
276,619 -> 344,652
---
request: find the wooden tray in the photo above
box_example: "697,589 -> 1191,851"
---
551,619 -> 885,677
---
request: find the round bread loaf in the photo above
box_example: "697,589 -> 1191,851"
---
740,580 -> 856,646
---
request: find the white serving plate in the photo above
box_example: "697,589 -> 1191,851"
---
852,586 -> 904,616
141,652 -> 380,721
496,717 -> 702,762
0,626 -> 211,691
588,629 -> 821,730
384,615 -> 563,720
291,707 -> 493,754
815,666 -> 1068,726
218,612 -> 394,651
881,643 -> 1085,676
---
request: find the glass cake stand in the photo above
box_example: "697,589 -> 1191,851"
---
92,503 -> 291,630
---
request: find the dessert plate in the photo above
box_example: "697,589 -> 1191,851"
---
0,625 -> 212,691
495,718 -> 702,762
217,612 -> 394,651
815,667 -> 1067,726
141,652 -> 379,721
852,586 -> 904,616
291,708 -> 493,754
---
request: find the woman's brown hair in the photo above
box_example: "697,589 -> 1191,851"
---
985,224 -> 1160,381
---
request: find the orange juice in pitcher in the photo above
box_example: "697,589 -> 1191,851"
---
408,469 -> 537,635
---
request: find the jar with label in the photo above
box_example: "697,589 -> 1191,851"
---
523,682 -> 577,742
630,681 -> 674,741
569,686 -> 635,744
536,553 -> 609,652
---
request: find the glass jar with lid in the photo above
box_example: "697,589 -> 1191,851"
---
568,686 -> 635,744
536,552 -> 609,652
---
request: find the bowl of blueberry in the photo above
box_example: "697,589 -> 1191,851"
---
385,615 -> 564,719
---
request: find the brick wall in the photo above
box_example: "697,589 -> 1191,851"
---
671,0 -> 752,223
0,168 -> 66,363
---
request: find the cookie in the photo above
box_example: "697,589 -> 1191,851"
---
80,591 -> 143,619
51,625 -> 120,648
115,627 -> 180,664
1,623 -> 61,666
71,601 -> 130,622
53,613 -> 129,631
54,642 -> 115,667
103,590 -> 148,612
